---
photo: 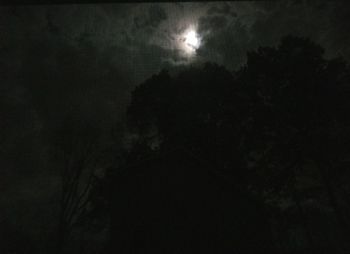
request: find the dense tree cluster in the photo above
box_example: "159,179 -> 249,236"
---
112,35 -> 350,254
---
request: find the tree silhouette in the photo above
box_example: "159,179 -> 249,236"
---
108,35 -> 350,254
52,115 -> 109,253
238,36 -> 350,252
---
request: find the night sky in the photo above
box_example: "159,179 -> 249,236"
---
1,1 -> 350,128
1,0 -> 350,252
2,1 -> 350,85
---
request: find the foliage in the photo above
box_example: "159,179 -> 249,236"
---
122,35 -> 350,253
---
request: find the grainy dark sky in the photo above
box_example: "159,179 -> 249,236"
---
1,0 -> 350,242
2,1 -> 350,88
2,1 -> 350,128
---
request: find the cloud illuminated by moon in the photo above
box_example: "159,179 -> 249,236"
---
178,26 -> 202,57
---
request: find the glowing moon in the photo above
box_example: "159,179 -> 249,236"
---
185,30 -> 200,49
179,28 -> 201,56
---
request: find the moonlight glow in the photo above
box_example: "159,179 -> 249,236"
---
185,30 -> 200,49
179,28 -> 201,56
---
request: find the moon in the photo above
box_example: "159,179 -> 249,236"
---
179,27 -> 201,56
185,30 -> 200,50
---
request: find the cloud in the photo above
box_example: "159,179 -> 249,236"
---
207,2 -> 237,17
191,1 -> 350,71
2,2 -> 350,114
147,5 -> 168,28
198,15 -> 228,34
133,4 -> 167,34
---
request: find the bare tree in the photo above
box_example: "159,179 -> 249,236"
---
53,117 -> 103,253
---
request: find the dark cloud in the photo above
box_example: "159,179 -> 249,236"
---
194,1 -> 350,70
198,15 -> 228,33
198,18 -> 251,70
133,4 -> 167,31
1,2 -> 349,127
247,1 -> 350,60
207,2 -> 237,17
2,2 -> 350,118
148,5 -> 167,27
